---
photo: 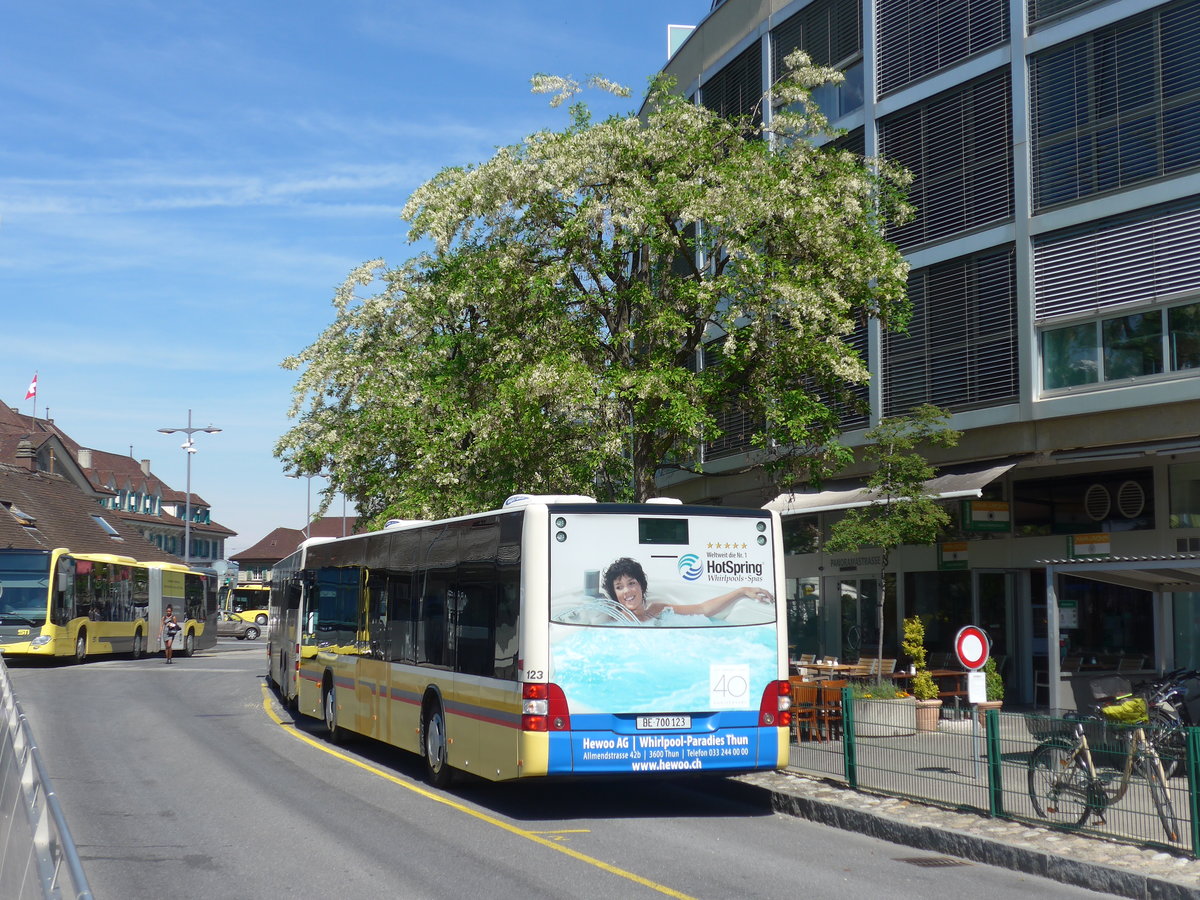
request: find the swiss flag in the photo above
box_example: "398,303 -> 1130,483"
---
24,373 -> 36,400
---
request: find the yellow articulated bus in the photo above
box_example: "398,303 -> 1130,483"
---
0,548 -> 218,662
268,496 -> 790,785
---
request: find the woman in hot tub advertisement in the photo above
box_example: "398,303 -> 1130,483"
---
600,556 -> 774,626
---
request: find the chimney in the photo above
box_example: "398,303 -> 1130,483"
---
140,459 -> 152,476
78,448 -> 92,469
16,438 -> 36,472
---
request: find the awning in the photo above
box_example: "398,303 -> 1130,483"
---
1037,554 -> 1200,593
764,459 -> 1017,516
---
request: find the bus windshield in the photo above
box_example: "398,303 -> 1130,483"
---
0,550 -> 51,627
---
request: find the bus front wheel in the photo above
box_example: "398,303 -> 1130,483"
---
183,632 -> 195,658
132,631 -> 144,660
74,631 -> 86,664
422,702 -> 452,788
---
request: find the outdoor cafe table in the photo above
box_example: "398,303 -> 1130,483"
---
794,662 -> 856,679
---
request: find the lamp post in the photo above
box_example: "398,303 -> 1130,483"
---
287,471 -> 330,539
158,410 -> 222,566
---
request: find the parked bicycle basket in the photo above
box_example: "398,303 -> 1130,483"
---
1090,674 -> 1131,701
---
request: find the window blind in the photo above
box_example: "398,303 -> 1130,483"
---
877,0 -> 1008,96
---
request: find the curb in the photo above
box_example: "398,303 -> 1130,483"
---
743,774 -> 1197,900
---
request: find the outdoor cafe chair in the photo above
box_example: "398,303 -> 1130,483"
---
789,678 -> 822,742
818,679 -> 848,740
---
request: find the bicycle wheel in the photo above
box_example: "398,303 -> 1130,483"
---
1140,756 -> 1181,843
1148,706 -> 1185,780
1028,740 -> 1093,827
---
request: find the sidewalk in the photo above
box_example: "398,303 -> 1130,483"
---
737,768 -> 1200,899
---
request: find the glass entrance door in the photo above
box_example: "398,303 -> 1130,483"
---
974,570 -> 1020,700
834,578 -> 879,661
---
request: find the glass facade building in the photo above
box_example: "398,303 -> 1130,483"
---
658,0 -> 1200,707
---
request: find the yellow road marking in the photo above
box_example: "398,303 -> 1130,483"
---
261,685 -> 696,899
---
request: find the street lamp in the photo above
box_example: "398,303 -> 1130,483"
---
287,471 -> 330,539
158,410 -> 222,566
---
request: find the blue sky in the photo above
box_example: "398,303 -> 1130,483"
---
0,1 -> 705,554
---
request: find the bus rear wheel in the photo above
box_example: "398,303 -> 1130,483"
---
183,632 -> 195,658
422,702 -> 452,788
74,631 -> 86,664
132,631 -> 144,659
324,683 -> 343,744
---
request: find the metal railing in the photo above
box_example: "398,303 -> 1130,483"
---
789,689 -> 1199,857
0,655 -> 93,900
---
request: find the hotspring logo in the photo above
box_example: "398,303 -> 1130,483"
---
677,553 -> 703,582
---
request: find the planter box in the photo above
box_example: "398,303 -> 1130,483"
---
854,697 -> 916,737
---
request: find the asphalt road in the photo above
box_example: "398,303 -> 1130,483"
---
5,642 -> 1113,900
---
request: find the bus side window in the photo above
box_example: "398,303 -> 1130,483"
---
494,583 -> 518,681
454,581 -> 495,677
387,571 -> 414,664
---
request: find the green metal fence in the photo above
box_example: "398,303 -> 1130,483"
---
787,688 -> 1198,856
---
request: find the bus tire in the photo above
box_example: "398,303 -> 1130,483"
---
323,680 -> 343,744
422,700 -> 452,788
132,631 -> 144,660
184,632 -> 196,658
74,630 -> 87,664
255,614 -> 268,626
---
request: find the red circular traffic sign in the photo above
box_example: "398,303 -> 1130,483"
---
954,626 -> 990,670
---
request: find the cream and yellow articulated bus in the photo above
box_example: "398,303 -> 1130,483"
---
267,496 -> 790,785
0,548 -> 218,662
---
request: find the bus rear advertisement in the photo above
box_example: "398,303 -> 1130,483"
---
268,497 -> 790,784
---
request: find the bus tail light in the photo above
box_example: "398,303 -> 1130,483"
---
522,683 -> 571,732
760,680 -> 791,728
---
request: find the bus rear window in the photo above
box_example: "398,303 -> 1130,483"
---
638,518 -> 688,545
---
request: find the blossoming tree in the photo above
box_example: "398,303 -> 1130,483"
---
276,54 -> 912,524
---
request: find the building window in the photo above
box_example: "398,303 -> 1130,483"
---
885,245 -> 1018,414
1013,468 -> 1154,535
1170,461 -> 1200,527
783,515 -> 820,554
1042,298 -> 1200,389
876,0 -> 1008,96
1031,0 -> 1200,210
1029,0 -> 1104,28
700,40 -> 763,123
771,0 -> 863,118
878,69 -> 1013,250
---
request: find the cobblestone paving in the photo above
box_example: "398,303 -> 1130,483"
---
738,769 -> 1200,899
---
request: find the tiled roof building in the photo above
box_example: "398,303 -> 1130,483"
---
0,400 -> 234,564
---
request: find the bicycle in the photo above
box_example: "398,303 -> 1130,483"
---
1027,675 -> 1181,844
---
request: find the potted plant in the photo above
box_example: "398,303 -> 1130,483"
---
977,656 -> 1004,724
902,615 -> 942,731
850,679 -> 916,737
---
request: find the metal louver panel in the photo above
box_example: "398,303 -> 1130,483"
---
879,70 -> 1014,250
831,322 -> 870,431
1033,199 -> 1200,321
1084,483 -> 1112,520
877,0 -> 1008,96
1028,0 -> 1101,27
884,245 -> 1018,415
700,41 -> 763,123
1117,480 -> 1146,518
771,0 -> 861,73
1031,0 -> 1200,211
